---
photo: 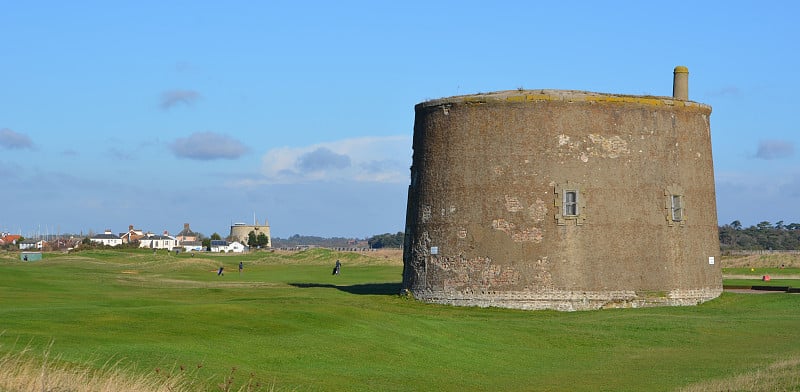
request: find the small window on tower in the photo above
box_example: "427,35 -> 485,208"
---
665,184 -> 686,227
564,191 -> 578,217
671,195 -> 683,222
555,182 -> 585,225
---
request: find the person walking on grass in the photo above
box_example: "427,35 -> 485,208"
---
217,266 -> 224,276
333,259 -> 341,275
239,261 -> 243,275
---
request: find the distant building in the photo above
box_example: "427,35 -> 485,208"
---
227,241 -> 246,253
120,225 -> 145,244
139,231 -> 178,250
19,239 -> 40,250
90,230 -> 123,247
175,223 -> 200,242
209,240 -> 228,253
0,234 -> 21,246
229,217 -> 272,248
181,241 -> 203,252
210,240 -> 246,253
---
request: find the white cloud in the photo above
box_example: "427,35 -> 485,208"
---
260,136 -> 411,184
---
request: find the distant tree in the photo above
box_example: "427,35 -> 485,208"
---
247,231 -> 257,247
271,234 -> 363,248
256,232 -> 269,248
201,233 -> 222,251
368,232 -> 404,248
731,220 -> 742,230
756,221 -> 772,231
719,224 -> 734,247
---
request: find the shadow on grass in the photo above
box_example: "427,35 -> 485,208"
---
290,282 -> 402,295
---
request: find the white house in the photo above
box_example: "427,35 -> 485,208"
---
181,241 -> 204,252
227,241 -> 246,253
209,240 -> 246,253
19,239 -> 40,250
139,231 -> 178,250
90,230 -> 123,247
209,240 -> 227,253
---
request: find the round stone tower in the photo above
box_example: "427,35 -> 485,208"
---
402,67 -> 722,311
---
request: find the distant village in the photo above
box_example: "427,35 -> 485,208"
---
0,219 -> 394,254
0,221 -> 272,254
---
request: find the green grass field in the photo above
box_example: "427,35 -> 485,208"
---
1,249 -> 799,391
722,267 -> 800,290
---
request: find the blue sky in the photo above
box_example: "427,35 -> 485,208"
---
1,1 -> 798,238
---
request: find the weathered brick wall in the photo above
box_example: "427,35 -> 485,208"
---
403,90 -> 722,311
411,287 -> 723,311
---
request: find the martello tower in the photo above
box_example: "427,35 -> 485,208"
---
402,67 -> 722,311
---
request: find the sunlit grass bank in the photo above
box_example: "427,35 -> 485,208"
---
1,249 -> 799,391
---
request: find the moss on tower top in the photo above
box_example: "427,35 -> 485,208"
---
416,89 -> 710,112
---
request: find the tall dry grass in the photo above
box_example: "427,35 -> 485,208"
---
0,342 -> 275,392
678,357 -> 800,392
721,253 -> 800,269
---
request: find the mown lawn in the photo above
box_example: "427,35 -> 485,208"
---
1,249 -> 799,391
723,267 -> 800,288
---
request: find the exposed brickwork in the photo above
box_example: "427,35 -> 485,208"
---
412,287 -> 723,311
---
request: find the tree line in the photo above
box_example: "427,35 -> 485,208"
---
271,224 -> 800,251
719,220 -> 800,251
270,232 -> 405,249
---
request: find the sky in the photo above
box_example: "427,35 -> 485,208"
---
1,1 -> 799,239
